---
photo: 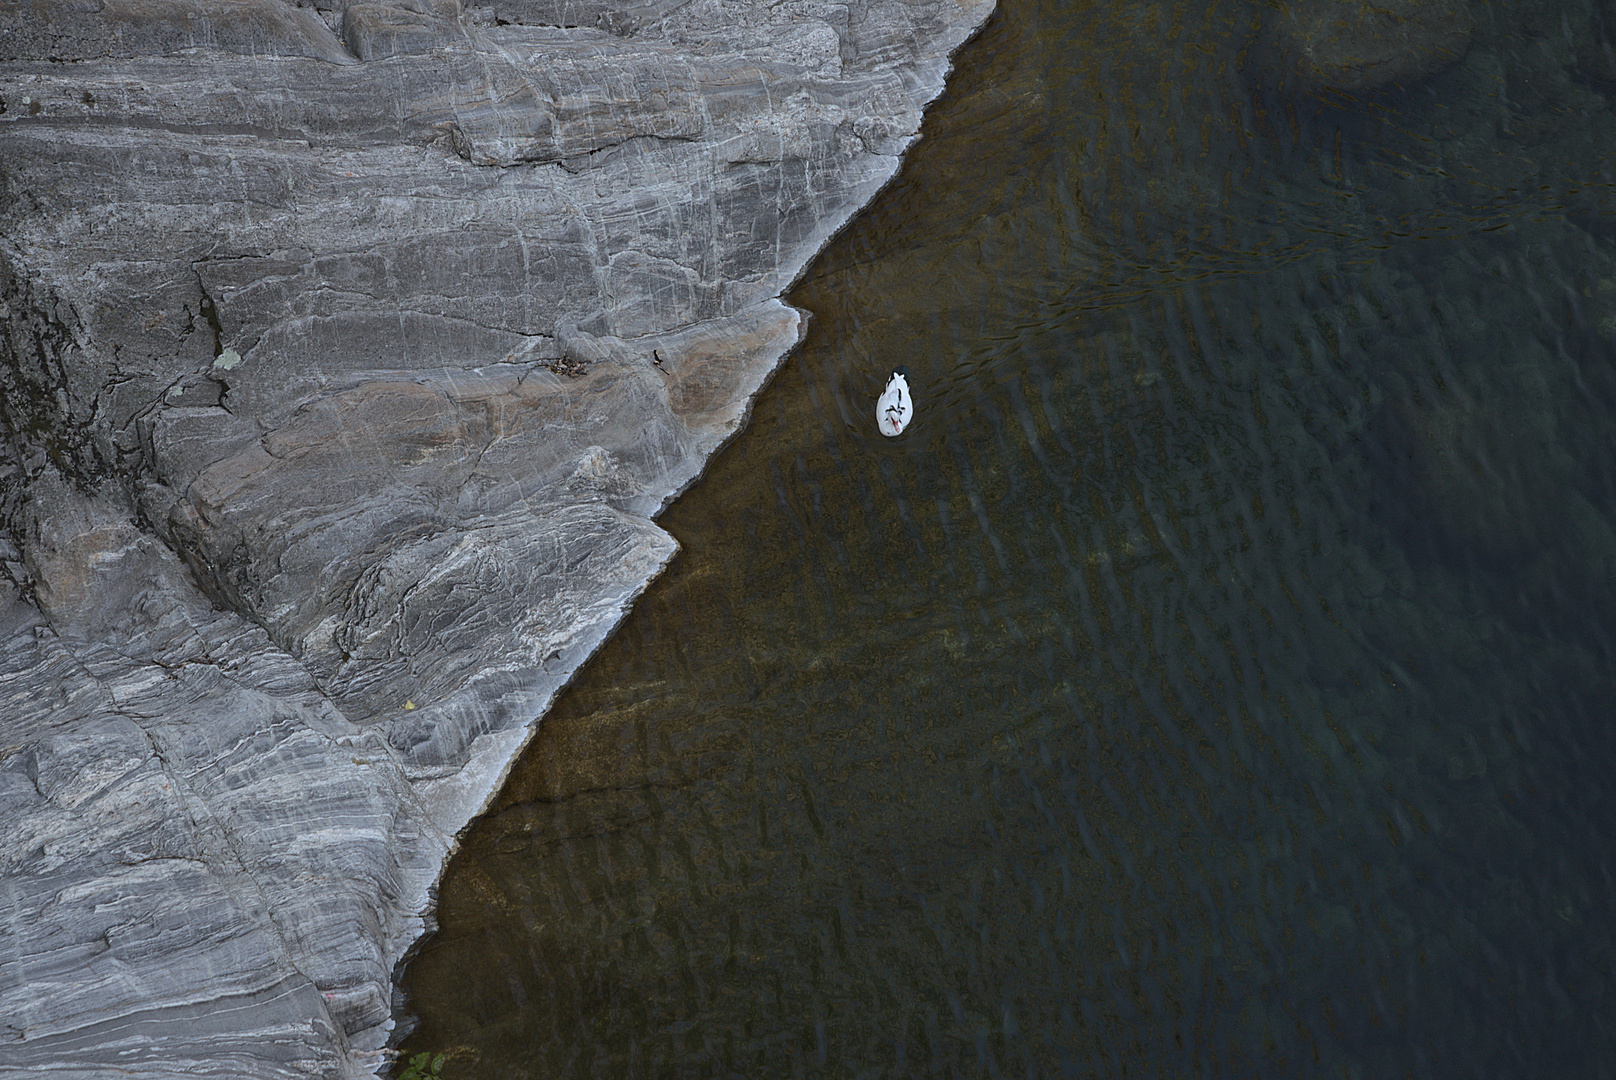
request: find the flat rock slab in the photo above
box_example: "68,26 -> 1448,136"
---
0,0 -> 991,1073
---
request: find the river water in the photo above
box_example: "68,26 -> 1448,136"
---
400,1 -> 1616,1075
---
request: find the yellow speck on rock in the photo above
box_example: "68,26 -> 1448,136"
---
404,700 -> 416,710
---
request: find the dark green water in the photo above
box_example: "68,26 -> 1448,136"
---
400,1 -> 1616,1075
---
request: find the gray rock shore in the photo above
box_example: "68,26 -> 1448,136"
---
0,0 -> 989,1072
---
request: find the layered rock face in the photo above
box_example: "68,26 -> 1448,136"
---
0,0 -> 990,1072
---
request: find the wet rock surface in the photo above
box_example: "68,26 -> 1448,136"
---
0,0 -> 990,1072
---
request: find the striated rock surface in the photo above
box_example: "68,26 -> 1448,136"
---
0,0 -> 991,1071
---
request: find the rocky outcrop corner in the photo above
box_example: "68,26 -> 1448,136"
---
0,0 -> 990,1072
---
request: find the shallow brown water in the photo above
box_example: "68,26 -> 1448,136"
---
400,1 -> 1616,1076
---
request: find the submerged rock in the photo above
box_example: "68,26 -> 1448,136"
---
0,0 -> 992,1071
1267,0 -> 1477,93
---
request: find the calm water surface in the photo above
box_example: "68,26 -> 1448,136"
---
401,1 -> 1616,1075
